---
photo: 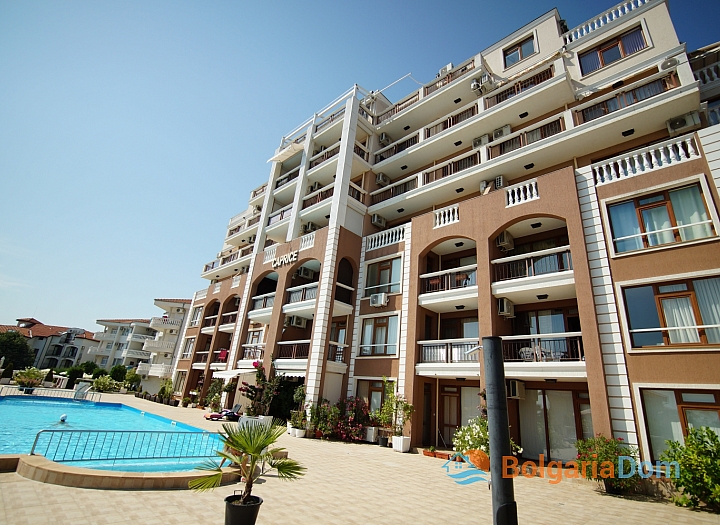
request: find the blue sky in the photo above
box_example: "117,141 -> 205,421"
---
1,0 -> 718,332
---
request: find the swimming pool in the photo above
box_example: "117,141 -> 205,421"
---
0,396 -> 221,472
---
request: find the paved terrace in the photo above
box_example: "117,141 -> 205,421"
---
1,394 -> 716,525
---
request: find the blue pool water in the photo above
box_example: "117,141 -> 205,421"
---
0,396 -> 220,472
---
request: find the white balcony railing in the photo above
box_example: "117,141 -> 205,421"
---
121,348 -> 151,359
128,334 -> 154,343
263,245 -> 277,263
419,339 -> 480,363
194,289 -> 207,301
143,339 -> 176,351
694,61 -> 720,87
433,204 -> 460,229
592,133 -> 700,186
149,317 -> 181,329
300,231 -> 315,251
366,224 -> 406,251
286,283 -> 318,304
491,246 -> 572,282
562,0 -> 654,46
505,179 -> 539,207
87,346 -> 112,356
251,292 -> 275,310
420,264 -> 477,293
500,332 -> 584,362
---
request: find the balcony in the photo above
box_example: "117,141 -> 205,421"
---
275,166 -> 300,197
375,133 -> 419,163
202,244 -> 254,280
218,312 -> 238,333
328,343 -> 347,363
332,283 -> 354,316
315,107 -> 345,134
491,247 -> 575,304
266,205 -> 293,240
308,144 -> 340,170
251,182 -> 267,200
143,339 -> 176,352
489,117 -> 564,159
120,348 -> 151,360
247,293 -> 275,324
424,60 -> 475,96
137,363 -> 173,378
226,215 -> 261,246
87,346 -> 112,357
415,338 -> 480,378
425,104 -> 478,140
239,344 -> 264,363
192,352 -> 209,369
277,341 -> 310,359
149,317 -> 181,331
200,316 -> 217,334
302,184 -> 334,210
375,92 -> 420,125
127,333 -> 154,343
485,68 -> 554,109
501,333 -> 586,381
209,349 -> 229,370
418,264 -> 478,313
282,283 -> 318,319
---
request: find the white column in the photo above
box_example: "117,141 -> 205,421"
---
286,124 -> 316,242
575,166 -> 638,446
397,224 -> 412,396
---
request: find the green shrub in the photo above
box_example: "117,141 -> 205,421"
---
157,378 -> 174,399
66,366 -> 84,388
14,367 -> 45,388
576,434 -> 640,493
453,416 -> 490,455
124,369 -> 141,389
661,426 -> 720,510
110,364 -> 127,382
92,369 -> 108,379
92,374 -> 121,393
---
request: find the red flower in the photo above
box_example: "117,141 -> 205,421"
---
617,437 -> 624,441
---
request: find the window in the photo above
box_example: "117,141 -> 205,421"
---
364,257 -> 402,296
504,36 -> 535,68
181,338 -> 195,359
100,357 -> 108,366
623,276 -> 720,348
579,27 -> 646,75
357,379 -> 390,412
608,184 -> 714,253
189,307 -> 203,327
105,342 -> 112,350
360,315 -> 399,355
642,389 -> 720,460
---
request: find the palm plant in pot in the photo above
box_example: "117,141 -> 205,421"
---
189,420 -> 305,525
14,367 -> 45,394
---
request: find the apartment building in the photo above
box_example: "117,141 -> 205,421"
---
88,319 -> 155,370
0,318 -> 97,369
174,0 -> 720,463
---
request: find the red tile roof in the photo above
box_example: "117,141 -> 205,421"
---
0,325 -> 31,337
1,323 -> 95,340
154,298 -> 192,304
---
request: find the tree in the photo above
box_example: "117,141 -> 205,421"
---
110,364 -> 127,382
0,332 -> 34,369
92,369 -> 108,379
66,366 -> 84,389
80,361 -> 98,375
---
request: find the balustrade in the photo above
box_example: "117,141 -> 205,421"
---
485,68 -> 554,109
433,204 -> 460,228
287,284 -> 318,304
424,60 -> 475,96
299,231 -> 315,251
562,0 -> 653,45
419,339 -> 479,363
375,133 -> 419,163
489,118 -> 564,158
366,224 -> 406,250
309,145 -> 341,169
505,179 -> 539,207
592,134 -> 700,185
375,93 -> 419,125
251,293 -> 275,310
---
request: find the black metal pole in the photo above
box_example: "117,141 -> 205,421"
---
482,336 -> 518,525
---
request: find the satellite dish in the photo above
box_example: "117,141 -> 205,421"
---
660,57 -> 678,70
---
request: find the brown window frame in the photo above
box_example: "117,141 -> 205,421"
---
360,315 -> 398,356
579,27 -> 646,76
504,36 -> 535,68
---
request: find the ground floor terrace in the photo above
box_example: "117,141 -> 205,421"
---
2,394 -> 715,525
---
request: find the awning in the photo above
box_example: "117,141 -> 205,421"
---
212,368 -> 254,380
267,142 -> 304,163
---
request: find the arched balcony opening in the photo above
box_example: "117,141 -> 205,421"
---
490,217 -> 582,364
277,260 -> 321,360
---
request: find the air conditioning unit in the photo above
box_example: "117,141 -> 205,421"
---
507,379 -> 525,399
303,222 -> 318,234
666,111 -> 701,137
479,180 -> 488,193
472,135 -> 490,149
290,316 -> 308,328
480,80 -> 497,94
470,78 -> 496,95
253,205 -> 262,213
470,78 -> 481,92
379,133 -> 392,147
496,230 -> 514,251
247,234 -> 257,243
371,214 -> 387,228
493,125 -> 512,140
498,297 -> 515,318
307,181 -> 322,194
369,293 -> 389,307
283,316 -> 293,327
376,172 -> 391,187
239,265 -> 249,274
495,175 -> 506,190
298,267 -> 315,279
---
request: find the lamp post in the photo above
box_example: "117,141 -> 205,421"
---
466,338 -> 518,525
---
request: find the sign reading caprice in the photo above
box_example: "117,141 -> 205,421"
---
271,250 -> 298,268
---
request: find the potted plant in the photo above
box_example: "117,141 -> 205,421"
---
290,409 -> 306,438
576,434 -> 640,494
0,362 -> 13,385
14,367 -> 45,394
423,446 -> 437,457
189,421 -> 305,525
182,397 -> 191,407
390,396 -> 413,453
